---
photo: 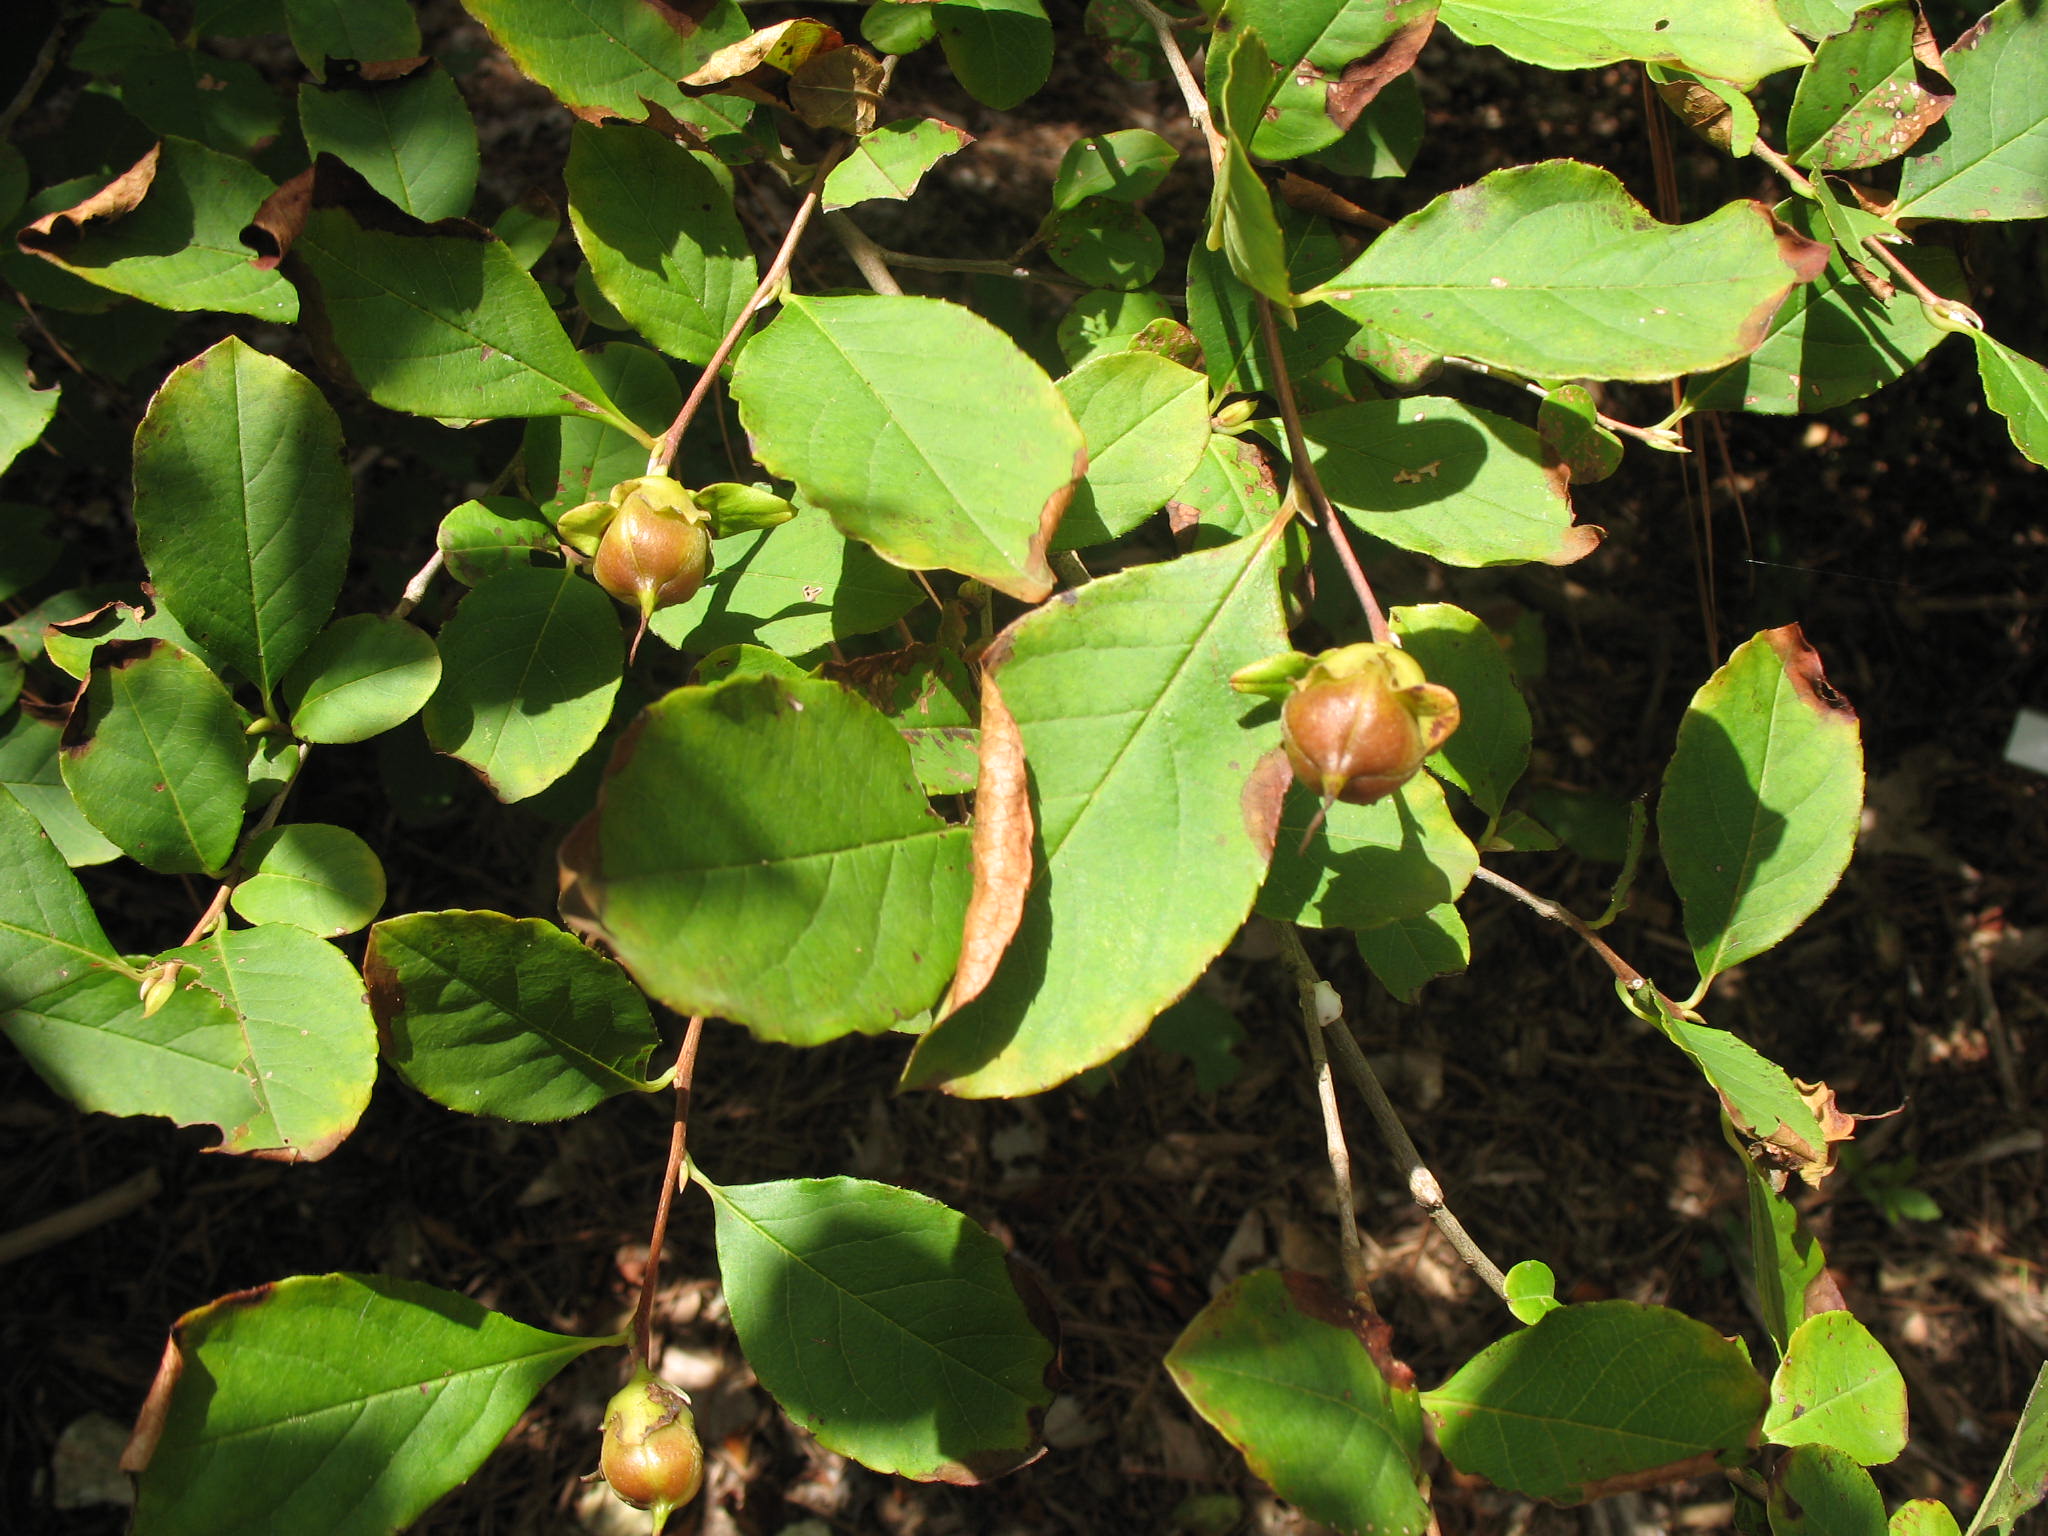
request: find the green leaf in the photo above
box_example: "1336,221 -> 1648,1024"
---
283,614 -> 443,744
1309,73 -> 1425,178
0,313 -> 58,475
1742,1152 -> 1831,1357
1664,1013 -> 1829,1166
730,294 -> 1083,602
1893,1502 -> 1962,1536
1969,331 -> 2048,469
438,496 -> 557,584
1356,901 -> 1469,1001
932,0 -> 1052,110
1770,1444 -> 1887,1536
826,642 -> 981,796
1044,197 -> 1165,290
1169,433 -> 1281,545
1206,25 -> 1293,306
102,44 -> 282,156
0,712 -> 119,866
1052,129 -> 1177,209
646,507 -> 921,657
1231,0 -> 1437,163
299,66 -> 481,222
160,923 -> 377,1160
43,598 -> 211,685
1309,161 -> 1830,382
1538,383 -> 1624,483
1305,397 -> 1599,568
1423,1301 -> 1769,1503
904,528 -> 1289,1097
1784,1 -> 1861,40
1658,626 -> 1863,995
282,0 -> 420,72
0,785 -> 122,1009
1969,1365 -> 2048,1536
525,342 -> 681,519
566,123 -> 754,367
456,0 -> 748,121
422,567 -> 622,803
825,117 -> 974,210
865,1 -> 938,54
1187,204 -> 1357,395
1684,200 -> 1962,415
1437,0 -> 1808,87
59,641 -> 251,874
1393,603 -> 1530,816
132,337 -> 351,702
131,1273 -> 609,1536
1765,1311 -> 1908,1465
230,823 -> 387,937
1894,1 -> 2048,223
1056,287 -> 1173,368
1259,775 -> 1479,931
1166,1270 -> 1429,1536
1786,0 -> 1951,171
289,205 -> 632,430
491,190 -> 560,270
365,909 -> 661,1121
701,1173 -> 1054,1480
1503,1260 -> 1562,1325
14,139 -> 297,322
560,674 -> 971,1042
1054,351 -> 1210,548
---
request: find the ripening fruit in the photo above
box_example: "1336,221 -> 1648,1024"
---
591,476 -> 713,662
600,1367 -> 703,1531
1281,642 -> 1460,815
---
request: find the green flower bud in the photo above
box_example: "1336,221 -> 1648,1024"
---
1281,642 -> 1460,810
592,476 -> 712,662
600,1367 -> 703,1531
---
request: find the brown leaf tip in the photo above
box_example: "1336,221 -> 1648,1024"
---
1764,623 -> 1856,720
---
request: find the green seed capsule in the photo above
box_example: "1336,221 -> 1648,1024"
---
600,1367 -> 703,1531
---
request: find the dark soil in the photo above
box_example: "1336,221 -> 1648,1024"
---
4,4 -> 2044,1534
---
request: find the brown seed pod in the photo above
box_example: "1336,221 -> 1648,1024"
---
1280,642 -> 1460,820
591,477 -> 712,662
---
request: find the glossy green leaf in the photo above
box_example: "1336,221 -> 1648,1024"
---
0,713 -> 118,865
1206,25 -> 1292,306
647,507 -> 920,657
59,641 -> 250,874
1305,397 -> 1599,568
15,139 -> 297,322
865,0 -> 938,53
0,315 -> 58,475
1658,626 -> 1863,995
1054,351 -> 1210,548
933,0 -> 1053,110
1662,1015 -> 1829,1171
1503,1260 -> 1562,1325
1743,1155 -> 1832,1356
366,909 -> 661,1121
561,674 -> 971,1042
283,614 -> 443,744
283,0 -> 419,71
456,0 -> 747,121
1538,384 -> 1623,482
1356,901 -> 1469,1001
1056,288 -> 1172,368
423,567 -> 621,803
1259,775 -> 1478,931
1044,198 -> 1164,290
1894,1502 -> 1962,1536
1187,204 -> 1357,395
1784,0 -> 1861,39
702,1173 -> 1054,1480
1053,129 -> 1177,209
525,342 -> 681,519
131,1273 -> 609,1535
1167,1270 -> 1429,1536
438,496 -> 556,584
491,190 -> 559,270
825,117 -> 974,210
1393,603 -> 1530,817
1309,161 -> 1830,382
1168,433 -> 1281,545
43,598 -> 210,685
1969,331 -> 2048,469
1970,1365 -> 2048,1536
1437,0 -> 1808,86
1309,73 -> 1425,177
904,527 -> 1288,1097
1424,1301 -> 1769,1503
133,338 -> 351,702
230,823 -> 387,937
299,67 -> 480,222
1765,1311 -> 1908,1465
161,923 -> 377,1160
1234,0 -> 1436,162
730,294 -> 1083,602
1770,1444 -> 1887,1536
1684,202 -> 1962,415
0,785 -> 123,1010
566,123 -> 754,368
1787,0 -> 1950,171
1894,1 -> 2048,222
289,206 -> 632,432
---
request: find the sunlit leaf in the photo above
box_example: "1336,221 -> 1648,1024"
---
230,823 -> 387,938
283,614 -> 442,745
299,65 -> 480,222
1894,0 -> 2048,223
1437,0 -> 1808,86
1765,1311 -> 1908,1465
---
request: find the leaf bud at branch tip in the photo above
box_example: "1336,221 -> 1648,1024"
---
600,1365 -> 704,1532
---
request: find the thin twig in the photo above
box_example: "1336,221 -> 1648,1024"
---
1274,928 -> 1373,1305
1471,865 -> 1653,992
1749,139 -> 1815,198
648,143 -> 851,477
1272,924 -> 1508,1302
0,1168 -> 161,1267
1126,0 -> 1224,172
1449,358 -> 1685,452
823,210 -> 905,296
1050,549 -> 1091,587
391,550 -> 444,621
0,13 -> 65,137
1255,296 -> 1391,642
1859,234 -> 1983,328
177,742 -> 311,949
633,1015 -> 706,1369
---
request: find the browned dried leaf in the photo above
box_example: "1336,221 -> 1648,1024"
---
682,18 -> 841,86
788,46 -> 886,136
937,662 -> 1033,1020
17,143 -> 160,259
